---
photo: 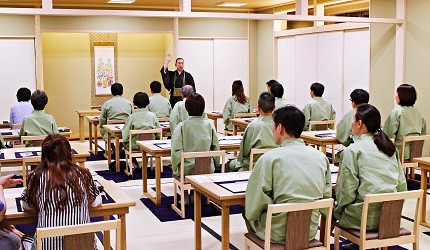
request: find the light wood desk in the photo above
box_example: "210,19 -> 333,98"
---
103,124 -> 124,173
412,157 -> 430,227
1,127 -> 73,142
230,118 -> 257,135
76,110 -> 101,142
1,179 -> 135,250
206,111 -> 223,131
85,116 -> 100,155
137,136 -> 243,205
159,122 -> 170,136
300,130 -> 339,154
0,124 -> 11,129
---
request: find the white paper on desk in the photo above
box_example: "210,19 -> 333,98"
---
159,122 -> 169,127
20,152 -> 33,157
220,181 -> 248,193
114,125 -> 124,130
331,165 -> 339,173
208,175 -> 235,182
232,172 -> 251,180
5,193 -> 21,199
155,143 -> 171,149
190,175 -> 212,183
331,173 -> 338,184
219,139 -> 242,145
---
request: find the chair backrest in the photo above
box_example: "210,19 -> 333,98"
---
36,219 -> 121,250
249,148 -> 271,171
158,117 -> 169,122
129,128 -> 163,152
21,135 -> 47,147
11,124 -> 21,130
264,198 -> 334,250
22,156 -> 42,186
179,150 -> 226,183
400,135 -> 430,164
107,119 -> 126,125
308,120 -> 336,131
233,113 -> 258,119
360,190 -> 423,241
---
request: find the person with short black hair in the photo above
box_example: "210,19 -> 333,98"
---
228,92 -> 278,172
147,81 -> 171,118
171,92 -> 220,177
10,87 -> 33,125
122,92 -> 160,154
266,79 -> 279,92
303,82 -> 336,131
160,54 -> 196,108
99,83 -> 133,140
270,83 -> 289,110
335,104 -> 406,249
336,89 -> 370,146
169,85 -> 194,133
222,80 -> 252,131
383,84 -> 427,160
244,105 -> 331,244
19,90 -> 58,140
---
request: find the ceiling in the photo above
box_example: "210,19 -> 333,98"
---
0,0 -> 369,14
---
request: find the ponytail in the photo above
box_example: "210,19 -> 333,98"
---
374,128 -> 396,157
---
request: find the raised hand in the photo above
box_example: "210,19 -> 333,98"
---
166,54 -> 173,62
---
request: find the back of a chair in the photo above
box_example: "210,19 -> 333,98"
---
361,190 -> 423,241
21,135 -> 47,147
233,113 -> 258,119
264,198 -> 334,250
400,135 -> 430,164
180,150 -> 226,183
308,120 -> 336,131
22,156 -> 42,186
36,219 -> 121,250
249,148 -> 271,171
129,128 -> 163,152
11,124 -> 21,130
107,119 -> 126,125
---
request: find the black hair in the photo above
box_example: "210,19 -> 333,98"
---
133,92 -> 149,109
397,84 -> 417,107
150,81 -> 162,93
17,87 -> 31,102
355,104 -> 396,157
350,89 -> 369,105
272,105 -> 305,138
270,83 -> 284,98
258,92 -> 275,113
266,79 -> 279,88
185,92 -> 205,116
232,80 -> 248,105
111,83 -> 123,96
310,82 -> 324,97
31,90 -> 48,110
175,58 -> 184,64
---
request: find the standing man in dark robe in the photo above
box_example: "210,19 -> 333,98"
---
160,54 -> 196,108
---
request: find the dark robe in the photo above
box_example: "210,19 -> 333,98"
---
160,66 -> 196,108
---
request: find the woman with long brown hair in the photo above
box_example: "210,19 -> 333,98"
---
222,80 -> 251,131
22,134 -> 101,250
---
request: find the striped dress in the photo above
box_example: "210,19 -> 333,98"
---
22,171 -> 101,250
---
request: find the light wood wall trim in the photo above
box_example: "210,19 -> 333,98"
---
40,29 -> 175,33
35,15 -> 44,90
42,0 -> 52,10
274,22 -> 370,37
296,0 -> 309,16
178,37 -> 248,40
0,36 -> 36,38
395,0 -> 406,87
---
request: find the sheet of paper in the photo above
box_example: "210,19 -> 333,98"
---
219,139 -> 242,145
232,172 -> 251,180
208,175 -> 235,182
220,181 -> 248,193
330,165 -> 339,173
155,143 -> 171,149
331,173 -> 338,184
20,152 -> 33,157
114,125 -> 124,130
5,193 -> 21,199
190,175 -> 212,183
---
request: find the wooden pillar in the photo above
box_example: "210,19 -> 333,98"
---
395,0 -> 406,87
34,15 -> 44,90
296,0 -> 308,16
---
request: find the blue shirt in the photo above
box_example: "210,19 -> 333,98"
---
0,200 -> 4,212
10,101 -> 33,125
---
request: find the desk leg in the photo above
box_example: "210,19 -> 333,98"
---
195,190 -> 202,250
233,125 -> 237,136
213,119 -> 218,132
115,136 -> 120,172
421,168 -> 428,226
94,124 -> 99,155
89,122 -> 93,153
79,116 -> 84,142
103,215 -> 111,250
118,213 -> 127,250
321,145 -> 327,155
155,157 -> 162,205
221,205 -> 230,250
142,152 -> 148,194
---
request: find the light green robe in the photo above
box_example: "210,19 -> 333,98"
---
171,116 -> 220,176
383,106 -> 427,160
222,96 -> 251,131
228,116 -> 278,172
19,110 -> 59,136
0,134 -> 5,149
99,95 -> 133,139
303,97 -> 336,131
245,139 -> 332,244
148,93 -> 171,118
334,134 -> 407,230
122,108 -> 160,151
169,99 -> 188,134
274,97 -> 289,110
336,108 -> 356,147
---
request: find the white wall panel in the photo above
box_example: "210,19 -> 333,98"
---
277,37 -> 296,103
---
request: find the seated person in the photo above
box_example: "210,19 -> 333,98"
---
228,92 -> 278,172
222,80 -> 251,131
0,134 -> 5,149
169,85 -> 194,133
19,90 -> 59,138
383,84 -> 427,160
122,92 -> 160,152
0,174 -> 23,250
303,82 -> 336,131
266,79 -> 279,92
22,134 -> 102,250
99,83 -> 133,140
335,104 -> 406,249
171,92 -> 220,177
245,105 -> 331,244
10,87 -> 33,126
270,83 -> 289,110
147,80 -> 172,118
336,89 -> 369,146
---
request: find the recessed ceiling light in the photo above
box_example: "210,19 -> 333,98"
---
107,0 -> 135,4
216,2 -> 248,7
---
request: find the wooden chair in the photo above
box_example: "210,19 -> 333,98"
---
22,156 -> 41,187
400,134 -> 430,181
124,128 -> 163,178
224,113 -> 258,136
334,190 -> 423,250
245,198 -> 334,250
308,120 -> 336,161
172,150 -> 226,218
21,135 -> 47,147
107,119 -> 126,125
249,148 -> 271,171
11,124 -> 21,130
36,219 -> 121,250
